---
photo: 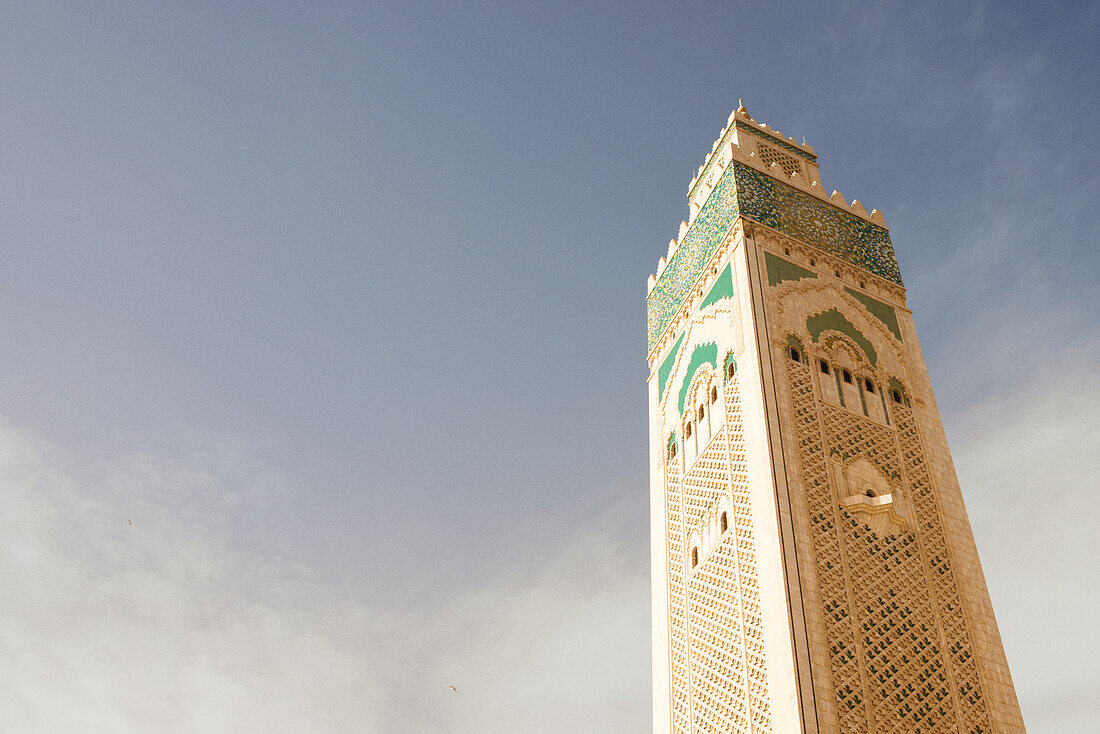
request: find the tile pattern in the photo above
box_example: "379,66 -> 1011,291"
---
647,162 -> 903,353
733,163 -> 903,287
648,164 -> 740,351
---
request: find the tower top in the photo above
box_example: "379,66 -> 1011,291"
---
647,102 -> 900,356
686,102 -> 819,205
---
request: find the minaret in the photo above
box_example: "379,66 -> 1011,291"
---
646,103 -> 1025,733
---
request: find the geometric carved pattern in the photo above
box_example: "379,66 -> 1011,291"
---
664,373 -> 771,733
735,121 -> 818,163
757,141 -> 802,179
665,458 -> 690,733
786,357 -> 990,733
894,404 -> 992,734
722,374 -> 772,733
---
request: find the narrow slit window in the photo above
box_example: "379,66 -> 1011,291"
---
710,386 -> 718,404
720,512 -> 728,533
691,547 -> 699,568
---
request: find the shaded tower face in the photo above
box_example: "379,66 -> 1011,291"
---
646,105 -> 1025,734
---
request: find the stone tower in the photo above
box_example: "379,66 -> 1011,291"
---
646,103 -> 1025,733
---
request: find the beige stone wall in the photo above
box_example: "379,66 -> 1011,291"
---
746,221 -> 1025,733
648,227 -> 803,734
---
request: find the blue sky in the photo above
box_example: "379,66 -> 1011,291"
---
0,1 -> 1097,731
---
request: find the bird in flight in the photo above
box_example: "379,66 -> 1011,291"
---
448,686 -> 458,693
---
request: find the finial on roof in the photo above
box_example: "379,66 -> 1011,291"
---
737,99 -> 749,117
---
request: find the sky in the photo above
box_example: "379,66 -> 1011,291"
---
0,1 -> 1097,731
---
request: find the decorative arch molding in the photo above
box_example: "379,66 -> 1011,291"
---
723,350 -> 737,382
678,352 -> 718,416
835,456 -> 909,536
818,332 -> 870,370
656,305 -> 741,415
807,309 -> 877,365
766,277 -> 909,378
888,376 -> 912,407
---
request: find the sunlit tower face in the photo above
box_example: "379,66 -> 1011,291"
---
646,104 -> 1025,734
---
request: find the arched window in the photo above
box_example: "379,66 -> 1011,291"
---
669,443 -> 677,459
727,361 -> 736,379
685,423 -> 692,439
698,404 -> 705,421
842,369 -> 853,384
820,360 -> 830,375
720,512 -> 728,533
789,346 -> 801,362
691,547 -> 699,568
864,378 -> 875,393
710,386 -> 718,404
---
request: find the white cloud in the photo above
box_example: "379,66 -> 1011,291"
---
0,423 -> 387,733
949,362 -> 1100,730
0,422 -> 649,733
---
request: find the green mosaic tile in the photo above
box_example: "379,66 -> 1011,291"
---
733,163 -> 903,287
647,164 -> 740,352
647,160 -> 904,354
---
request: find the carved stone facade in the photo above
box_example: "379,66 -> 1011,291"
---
648,105 -> 1025,733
